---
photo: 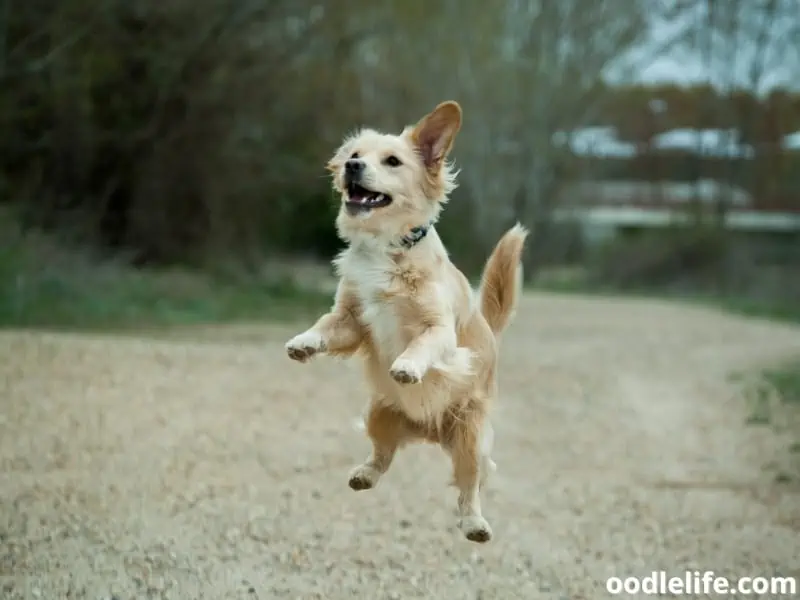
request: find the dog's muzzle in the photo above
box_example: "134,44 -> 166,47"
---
344,158 -> 365,185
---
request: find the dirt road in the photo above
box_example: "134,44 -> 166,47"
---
2,293 -> 800,599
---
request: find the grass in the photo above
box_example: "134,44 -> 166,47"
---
0,269 -> 331,331
0,216 -> 331,331
530,266 -> 800,325
762,361 -> 800,482
737,359 -> 800,483
703,296 -> 800,325
761,363 -> 800,407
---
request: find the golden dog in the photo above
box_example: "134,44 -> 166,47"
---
285,100 -> 527,543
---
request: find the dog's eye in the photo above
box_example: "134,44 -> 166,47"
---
384,155 -> 402,167
350,152 -> 359,159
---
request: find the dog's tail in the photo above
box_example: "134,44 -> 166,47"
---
478,223 -> 528,336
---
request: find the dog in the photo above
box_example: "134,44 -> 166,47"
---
284,100 -> 527,543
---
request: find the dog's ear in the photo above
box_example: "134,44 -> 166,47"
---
325,135 -> 356,178
410,101 -> 462,172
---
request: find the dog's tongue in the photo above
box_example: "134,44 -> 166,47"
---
347,185 -> 366,202
349,190 -> 384,205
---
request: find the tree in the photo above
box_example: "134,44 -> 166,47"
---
496,0 -> 686,272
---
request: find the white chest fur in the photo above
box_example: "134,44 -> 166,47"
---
336,245 -> 405,364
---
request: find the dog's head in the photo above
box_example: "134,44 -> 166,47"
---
328,101 -> 462,244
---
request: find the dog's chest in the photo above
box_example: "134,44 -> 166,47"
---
342,250 -> 407,362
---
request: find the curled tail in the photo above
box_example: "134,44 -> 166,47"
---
478,223 -> 528,335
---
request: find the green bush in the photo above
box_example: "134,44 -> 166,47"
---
0,0 -> 355,266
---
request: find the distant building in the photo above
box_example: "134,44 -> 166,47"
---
551,127 -> 638,158
650,128 -> 754,158
783,131 -> 800,150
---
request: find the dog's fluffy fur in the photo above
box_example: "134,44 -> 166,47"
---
285,101 -> 527,543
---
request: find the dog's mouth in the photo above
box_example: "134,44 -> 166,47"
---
345,183 -> 392,215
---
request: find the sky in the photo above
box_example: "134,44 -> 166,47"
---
603,0 -> 800,95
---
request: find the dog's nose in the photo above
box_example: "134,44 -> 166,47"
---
345,159 -> 365,176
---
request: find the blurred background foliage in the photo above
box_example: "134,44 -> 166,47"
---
1,0 -> 799,326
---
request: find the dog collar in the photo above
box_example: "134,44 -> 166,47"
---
397,224 -> 431,249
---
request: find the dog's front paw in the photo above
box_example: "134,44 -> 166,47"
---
389,358 -> 424,385
285,331 -> 326,363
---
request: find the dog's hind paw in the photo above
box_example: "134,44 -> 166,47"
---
348,464 -> 381,491
459,515 -> 493,543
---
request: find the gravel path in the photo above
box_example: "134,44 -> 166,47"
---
2,293 -> 800,599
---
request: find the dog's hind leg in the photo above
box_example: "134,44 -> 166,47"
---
479,419 -> 496,490
348,402 -> 413,491
443,403 -> 493,543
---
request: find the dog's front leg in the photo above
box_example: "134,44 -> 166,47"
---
285,281 -> 363,362
388,288 -> 474,384
389,324 -> 455,384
